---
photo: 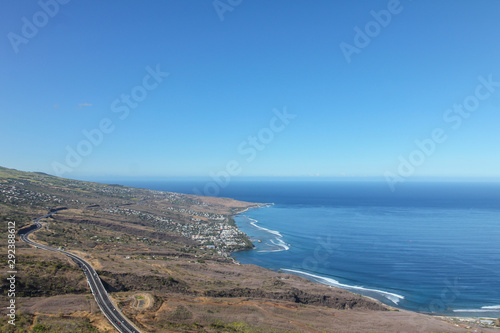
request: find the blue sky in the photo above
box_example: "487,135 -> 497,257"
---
1,0 -> 499,180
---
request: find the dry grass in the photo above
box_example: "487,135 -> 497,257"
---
2,166 -> 498,333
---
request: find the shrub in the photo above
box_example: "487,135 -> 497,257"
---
168,305 -> 193,321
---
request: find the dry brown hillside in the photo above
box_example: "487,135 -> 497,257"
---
1,166 -> 498,332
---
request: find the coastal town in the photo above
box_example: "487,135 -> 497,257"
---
0,168 -> 254,257
2,166 -> 499,332
103,205 -> 253,254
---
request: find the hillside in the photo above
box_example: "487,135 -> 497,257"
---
0,166 -> 497,332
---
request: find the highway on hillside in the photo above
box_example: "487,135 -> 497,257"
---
19,213 -> 142,333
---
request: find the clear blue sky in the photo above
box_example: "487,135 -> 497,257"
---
1,0 -> 499,180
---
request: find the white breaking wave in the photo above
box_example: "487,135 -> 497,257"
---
282,269 -> 405,305
482,305 -> 500,310
248,217 -> 289,252
270,238 -> 290,251
454,305 -> 500,313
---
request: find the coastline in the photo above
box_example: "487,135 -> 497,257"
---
227,203 -> 272,254
229,202 -> 290,254
233,202 -> 273,215
3,166 -> 499,332
228,203 -> 500,328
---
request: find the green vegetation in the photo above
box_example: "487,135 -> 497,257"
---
209,319 -> 294,333
0,255 -> 86,297
0,313 -> 98,333
0,313 -> 34,333
30,315 -> 98,333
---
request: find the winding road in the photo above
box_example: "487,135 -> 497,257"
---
19,212 -> 142,333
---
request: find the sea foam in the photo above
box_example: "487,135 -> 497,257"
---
247,217 -> 290,252
482,305 -> 500,309
282,269 -> 405,305
453,305 -> 500,313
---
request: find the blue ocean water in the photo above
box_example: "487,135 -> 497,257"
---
108,180 -> 500,317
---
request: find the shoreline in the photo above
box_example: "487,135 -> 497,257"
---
228,204 -> 500,326
228,203 -> 272,254
233,202 -> 273,215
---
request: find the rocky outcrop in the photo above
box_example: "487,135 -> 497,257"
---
97,271 -> 192,294
204,287 -> 387,311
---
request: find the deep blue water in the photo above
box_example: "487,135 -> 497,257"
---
104,180 -> 500,317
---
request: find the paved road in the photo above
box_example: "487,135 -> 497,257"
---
19,213 -> 142,333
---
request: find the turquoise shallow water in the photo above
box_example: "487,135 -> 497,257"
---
107,180 -> 500,316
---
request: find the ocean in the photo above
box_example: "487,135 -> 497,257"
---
106,179 -> 500,317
